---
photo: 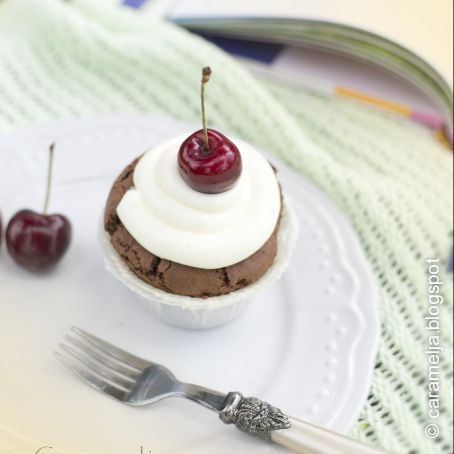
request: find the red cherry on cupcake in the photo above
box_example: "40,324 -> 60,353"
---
178,67 -> 242,194
179,128 -> 242,194
6,144 -> 72,272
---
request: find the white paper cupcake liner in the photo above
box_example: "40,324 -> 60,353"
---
99,193 -> 298,329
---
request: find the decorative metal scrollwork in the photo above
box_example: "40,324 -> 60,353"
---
219,392 -> 291,440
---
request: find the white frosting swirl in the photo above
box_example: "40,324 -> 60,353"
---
116,135 -> 281,269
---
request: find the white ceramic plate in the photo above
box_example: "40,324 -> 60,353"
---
0,115 -> 379,454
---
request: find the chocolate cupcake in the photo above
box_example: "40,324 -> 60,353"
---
100,134 -> 297,329
100,68 -> 297,329
104,156 -> 281,298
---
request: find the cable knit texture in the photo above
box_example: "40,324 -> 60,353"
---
0,1 -> 452,452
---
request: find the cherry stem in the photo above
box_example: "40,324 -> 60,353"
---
201,66 -> 211,151
43,143 -> 55,215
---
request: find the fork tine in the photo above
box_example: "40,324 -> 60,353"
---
71,326 -> 149,371
64,335 -> 138,382
54,350 -> 129,402
58,342 -> 134,392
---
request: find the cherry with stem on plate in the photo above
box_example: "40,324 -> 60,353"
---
6,143 -> 72,272
178,67 -> 242,194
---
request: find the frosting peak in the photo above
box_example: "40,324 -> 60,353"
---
116,135 -> 281,269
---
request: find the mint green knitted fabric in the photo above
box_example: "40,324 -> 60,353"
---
0,1 -> 452,453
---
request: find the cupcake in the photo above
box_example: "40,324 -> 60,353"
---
101,68 -> 297,328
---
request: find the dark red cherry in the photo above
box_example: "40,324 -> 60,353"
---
5,143 -> 72,272
178,128 -> 242,194
6,210 -> 71,272
178,67 -> 242,194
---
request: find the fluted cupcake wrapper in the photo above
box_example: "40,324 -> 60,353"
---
99,194 -> 298,329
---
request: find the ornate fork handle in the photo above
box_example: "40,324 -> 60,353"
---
219,392 -> 290,440
219,392 -> 385,454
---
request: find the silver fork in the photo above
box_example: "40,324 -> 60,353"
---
55,327 -> 384,454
